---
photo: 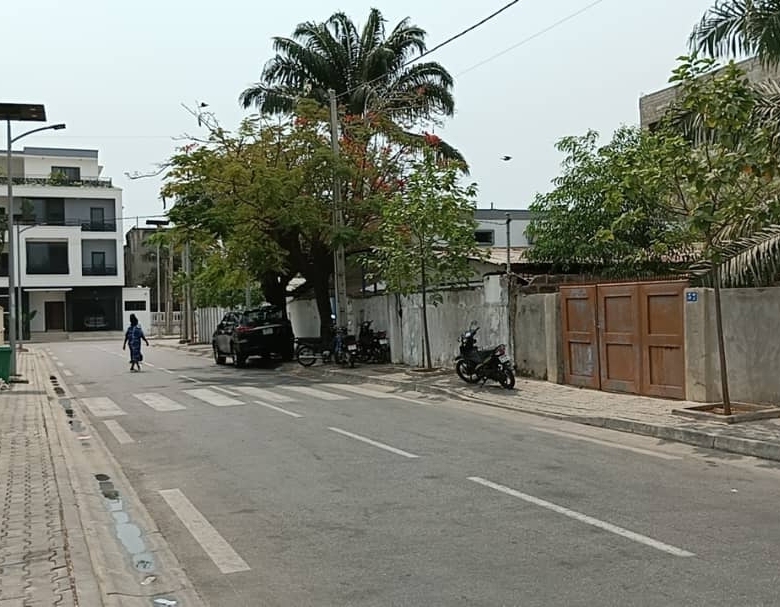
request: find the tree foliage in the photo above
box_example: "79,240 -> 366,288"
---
526,127 -> 692,276
368,150 -> 481,368
690,0 -> 780,66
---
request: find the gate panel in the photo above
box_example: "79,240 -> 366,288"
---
597,284 -> 641,394
640,282 -> 686,399
560,286 -> 599,389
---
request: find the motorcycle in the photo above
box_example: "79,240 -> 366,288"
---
357,320 -> 391,363
332,326 -> 358,368
455,324 -> 516,390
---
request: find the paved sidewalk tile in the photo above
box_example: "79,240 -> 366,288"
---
0,353 -> 77,607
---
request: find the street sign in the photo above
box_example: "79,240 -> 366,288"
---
686,292 -> 698,303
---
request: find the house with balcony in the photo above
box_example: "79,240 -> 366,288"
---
0,147 -> 124,336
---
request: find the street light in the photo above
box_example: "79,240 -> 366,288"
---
146,219 -> 169,335
1,103 -> 66,377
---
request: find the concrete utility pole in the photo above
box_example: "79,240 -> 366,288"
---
166,244 -> 173,335
505,212 -> 511,274
180,246 -> 188,343
328,89 -> 348,329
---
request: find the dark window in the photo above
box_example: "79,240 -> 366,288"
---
91,251 -> 106,269
45,199 -> 65,224
51,166 -> 80,181
474,230 -> 495,245
0,253 -> 8,276
242,306 -> 284,326
90,207 -> 104,226
26,242 -> 69,274
124,300 -> 147,311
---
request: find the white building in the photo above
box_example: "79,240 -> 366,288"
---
474,209 -> 533,247
0,147 -> 124,336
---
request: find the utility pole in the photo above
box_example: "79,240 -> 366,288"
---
328,89 -> 348,330
505,212 -> 511,275
165,244 -> 173,335
180,246 -> 188,343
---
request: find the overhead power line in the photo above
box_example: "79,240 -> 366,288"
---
456,0 -> 606,77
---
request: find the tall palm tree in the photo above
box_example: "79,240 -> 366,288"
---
690,0 -> 780,65
240,9 -> 462,158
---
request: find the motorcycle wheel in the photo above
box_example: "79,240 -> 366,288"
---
456,360 -> 480,384
349,352 -> 356,368
500,369 -> 516,390
296,345 -> 317,367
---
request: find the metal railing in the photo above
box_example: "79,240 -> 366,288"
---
82,265 -> 117,276
0,175 -> 113,188
12,217 -> 117,232
27,265 -> 69,275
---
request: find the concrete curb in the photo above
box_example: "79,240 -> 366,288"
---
38,348 -> 208,606
157,342 -> 780,464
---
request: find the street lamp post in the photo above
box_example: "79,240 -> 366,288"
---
1,103 -> 65,377
15,222 -> 37,348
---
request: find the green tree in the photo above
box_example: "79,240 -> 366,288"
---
652,56 -> 780,413
526,127 -> 691,275
239,9 -> 464,162
368,150 -> 481,369
690,0 -> 780,66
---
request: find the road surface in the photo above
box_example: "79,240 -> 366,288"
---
46,340 -> 780,606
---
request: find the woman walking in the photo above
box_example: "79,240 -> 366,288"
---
123,313 -> 150,372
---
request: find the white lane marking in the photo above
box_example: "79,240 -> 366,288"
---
56,361 -> 65,367
328,427 -> 419,459
81,397 -> 126,418
210,385 -> 239,397
184,388 -> 243,407
281,385 -> 348,401
158,489 -> 250,574
233,386 -> 295,403
162,368 -> 175,374
135,393 -> 186,412
254,400 -> 303,418
63,369 -> 74,377
321,383 -> 396,399
103,420 -> 134,444
180,375 -> 201,384
51,355 -> 59,361
529,426 -> 681,461
74,384 -> 86,393
468,477 -> 694,558
145,362 -> 156,368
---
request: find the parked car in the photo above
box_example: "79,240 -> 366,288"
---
212,305 -> 295,367
84,315 -> 108,330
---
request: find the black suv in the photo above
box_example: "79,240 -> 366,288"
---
212,305 -> 295,367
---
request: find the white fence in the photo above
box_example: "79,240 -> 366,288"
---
194,307 -> 228,344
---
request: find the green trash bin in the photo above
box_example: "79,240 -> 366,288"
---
0,345 -> 11,383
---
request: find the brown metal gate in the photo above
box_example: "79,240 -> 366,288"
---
561,281 -> 686,399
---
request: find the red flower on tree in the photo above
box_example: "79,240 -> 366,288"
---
423,132 -> 441,147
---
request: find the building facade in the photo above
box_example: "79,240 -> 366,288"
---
474,209 -> 533,247
0,147 -> 124,335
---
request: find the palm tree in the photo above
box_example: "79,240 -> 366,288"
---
690,1 -> 780,65
239,9 -> 462,159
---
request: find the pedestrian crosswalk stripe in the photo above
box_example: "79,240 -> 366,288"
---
210,385 -> 240,397
233,386 -> 295,403
320,383 -> 396,399
184,388 -> 244,407
81,397 -> 126,418
279,385 -> 348,401
135,393 -> 187,412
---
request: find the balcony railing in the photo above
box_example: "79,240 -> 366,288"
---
11,217 -> 117,232
27,265 -> 69,275
0,175 -> 113,188
82,265 -> 117,276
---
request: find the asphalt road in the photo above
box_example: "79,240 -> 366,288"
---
47,340 -> 780,606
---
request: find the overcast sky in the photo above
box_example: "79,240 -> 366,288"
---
4,0 -> 715,232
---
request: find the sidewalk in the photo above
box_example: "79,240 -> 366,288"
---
1,349 -> 205,606
157,340 -> 780,462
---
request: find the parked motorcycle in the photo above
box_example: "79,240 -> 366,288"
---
332,326 -> 358,368
455,324 -> 515,389
357,320 -> 391,363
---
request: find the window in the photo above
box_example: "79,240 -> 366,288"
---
242,306 -> 284,326
474,230 -> 495,245
91,251 -> 106,270
90,207 -> 104,226
124,300 -> 147,311
26,242 -> 69,274
51,166 -> 80,181
44,199 -> 65,224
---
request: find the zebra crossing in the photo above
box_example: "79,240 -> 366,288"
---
77,382 -> 403,419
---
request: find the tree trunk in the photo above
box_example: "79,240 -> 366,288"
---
420,258 -> 432,370
713,265 -> 731,415
312,274 -> 334,341
260,272 -> 290,313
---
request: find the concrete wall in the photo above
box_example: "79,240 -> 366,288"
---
287,298 -> 321,338
685,287 -> 780,405
122,287 -> 151,333
28,290 -> 67,333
